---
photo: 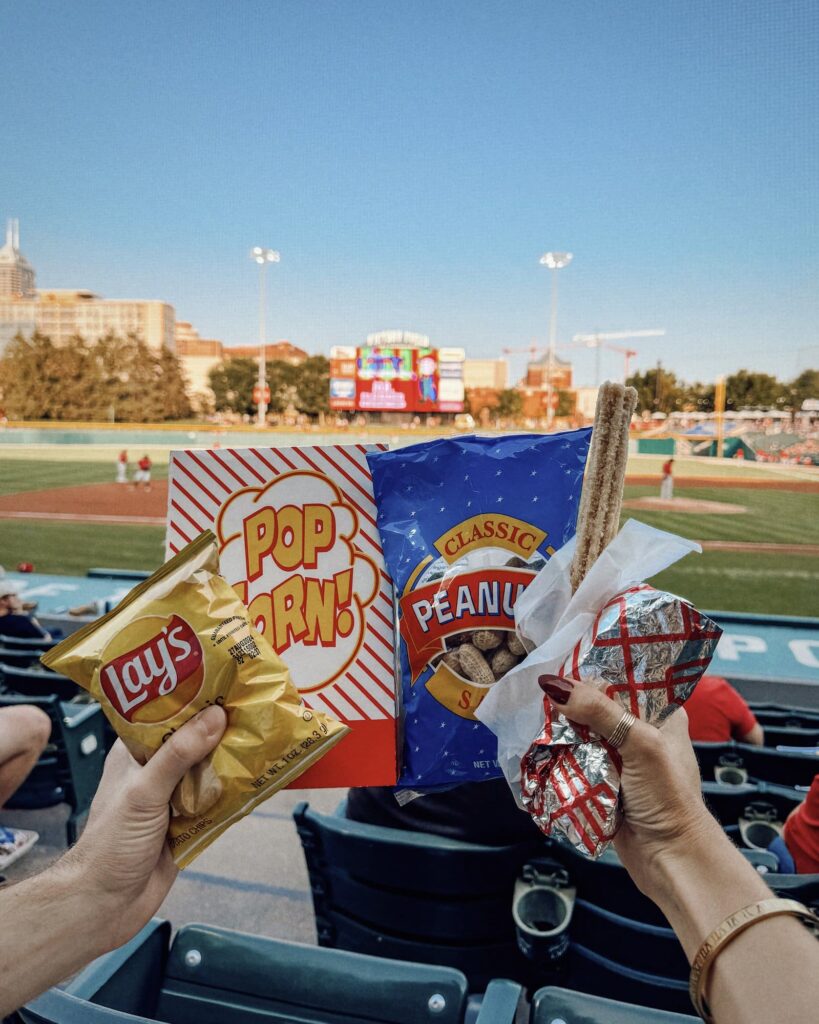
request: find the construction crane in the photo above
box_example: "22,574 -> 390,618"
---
570,329 -> 666,384
501,343 -> 548,359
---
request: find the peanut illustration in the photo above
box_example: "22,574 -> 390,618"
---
472,629 -> 504,651
457,643 -> 495,685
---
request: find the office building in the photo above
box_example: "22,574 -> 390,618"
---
0,219 -> 175,352
463,358 -> 509,390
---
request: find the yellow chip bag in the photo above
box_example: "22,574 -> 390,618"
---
42,530 -> 348,867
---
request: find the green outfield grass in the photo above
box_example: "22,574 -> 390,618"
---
621,485 -> 819,546
649,550 -> 819,617
0,450 -> 816,616
0,519 -> 165,576
0,459 -> 169,496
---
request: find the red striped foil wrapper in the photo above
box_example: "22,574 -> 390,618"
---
520,584 -> 722,858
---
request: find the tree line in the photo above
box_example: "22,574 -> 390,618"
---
0,332 -> 192,421
208,356 -> 330,417
625,367 -> 819,415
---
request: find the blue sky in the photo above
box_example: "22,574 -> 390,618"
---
2,0 -> 817,387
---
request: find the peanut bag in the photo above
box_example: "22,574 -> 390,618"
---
368,430 -> 591,788
42,531 -> 348,867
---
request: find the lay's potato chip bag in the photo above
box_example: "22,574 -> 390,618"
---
42,530 -> 347,867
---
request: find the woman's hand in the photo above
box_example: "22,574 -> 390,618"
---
539,674 -> 723,897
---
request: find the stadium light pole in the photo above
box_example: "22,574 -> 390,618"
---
539,251 -> 573,428
250,246 -> 280,427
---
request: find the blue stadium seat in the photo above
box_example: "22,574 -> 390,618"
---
569,899 -> 688,979
293,801 -> 544,990
530,985 -> 698,1022
20,920 -> 521,1024
564,943 -> 693,1015
0,635 -> 56,669
763,725 -> 819,748
0,692 -> 106,844
701,780 -> 803,829
749,701 -> 819,725
0,663 -> 80,701
548,827 -> 819,921
694,741 -> 819,788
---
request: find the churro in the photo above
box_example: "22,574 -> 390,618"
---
569,381 -> 637,592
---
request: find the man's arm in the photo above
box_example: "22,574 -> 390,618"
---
0,705 -> 226,1016
742,722 -> 765,746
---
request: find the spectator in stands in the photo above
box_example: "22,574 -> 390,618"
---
0,582 -> 52,642
684,674 -> 764,745
0,704 -> 51,870
770,773 -> 819,874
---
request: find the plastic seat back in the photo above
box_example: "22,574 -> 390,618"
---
701,781 -> 802,828
565,943 -> 693,1016
294,802 -> 540,989
570,900 -> 688,979
531,985 -> 698,1022
694,742 -> 819,788
0,663 -> 79,701
158,923 -> 470,1024
763,725 -> 819,748
23,921 -> 520,1024
547,842 -> 668,927
0,691 -> 106,843
737,743 -> 819,788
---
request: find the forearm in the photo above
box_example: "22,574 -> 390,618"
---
648,823 -> 819,1022
0,859 -> 113,1016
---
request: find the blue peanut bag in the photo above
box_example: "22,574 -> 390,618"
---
368,430 -> 591,788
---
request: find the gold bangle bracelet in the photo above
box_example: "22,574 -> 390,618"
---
690,897 -> 819,1022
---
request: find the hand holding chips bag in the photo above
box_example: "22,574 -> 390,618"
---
43,531 -> 348,867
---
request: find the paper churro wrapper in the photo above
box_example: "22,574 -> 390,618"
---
42,531 -> 348,867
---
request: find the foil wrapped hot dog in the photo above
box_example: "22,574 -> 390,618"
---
520,584 -> 722,857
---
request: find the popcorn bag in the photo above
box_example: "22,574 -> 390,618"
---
165,443 -> 398,787
368,430 -> 591,788
42,531 -> 348,867
476,520 -> 723,857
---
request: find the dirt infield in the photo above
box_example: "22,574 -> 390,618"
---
625,475 -> 819,493
623,497 -> 747,515
699,540 -> 819,555
0,481 -> 168,524
0,472 -> 816,531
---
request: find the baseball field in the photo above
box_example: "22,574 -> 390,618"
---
1,442 -> 817,616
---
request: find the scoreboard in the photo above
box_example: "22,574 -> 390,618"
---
329,336 -> 465,414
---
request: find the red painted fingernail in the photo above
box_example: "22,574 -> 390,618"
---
538,675 -> 573,704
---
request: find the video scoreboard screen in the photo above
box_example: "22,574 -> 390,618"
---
329,342 -> 465,413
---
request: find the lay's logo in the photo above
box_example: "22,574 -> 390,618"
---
100,615 -> 204,723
